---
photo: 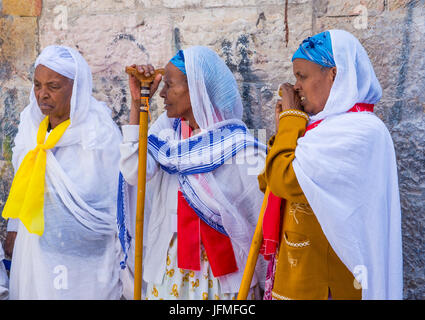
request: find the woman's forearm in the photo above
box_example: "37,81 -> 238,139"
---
129,98 -> 141,125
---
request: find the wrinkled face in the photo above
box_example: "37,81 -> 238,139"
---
293,58 -> 336,115
159,62 -> 192,120
33,64 -> 73,122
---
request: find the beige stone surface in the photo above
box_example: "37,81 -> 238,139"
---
388,0 -> 410,11
325,0 -> 385,16
0,15 -> 37,119
0,11 -> 40,243
36,0 -> 314,130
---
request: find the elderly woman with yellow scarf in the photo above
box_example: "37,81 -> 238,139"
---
259,30 -> 402,300
2,45 -> 123,299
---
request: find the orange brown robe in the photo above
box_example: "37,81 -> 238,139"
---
258,112 -> 361,300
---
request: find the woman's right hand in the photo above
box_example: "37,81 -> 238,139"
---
128,64 -> 162,101
128,64 -> 163,125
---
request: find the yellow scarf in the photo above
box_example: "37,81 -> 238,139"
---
2,116 -> 70,236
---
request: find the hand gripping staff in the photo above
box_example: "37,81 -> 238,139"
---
125,66 -> 165,300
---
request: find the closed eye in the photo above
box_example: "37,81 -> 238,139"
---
297,74 -> 306,80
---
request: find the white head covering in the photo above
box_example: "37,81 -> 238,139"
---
22,45 -> 118,150
183,46 -> 243,129
14,44 -> 122,232
292,30 -> 403,299
35,45 -> 76,80
309,30 -> 382,123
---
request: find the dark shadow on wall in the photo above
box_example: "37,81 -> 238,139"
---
221,34 -> 274,131
390,0 -> 416,127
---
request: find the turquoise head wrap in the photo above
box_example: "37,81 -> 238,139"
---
292,31 -> 336,68
169,50 -> 186,75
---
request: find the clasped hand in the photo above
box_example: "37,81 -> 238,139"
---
275,83 -> 303,131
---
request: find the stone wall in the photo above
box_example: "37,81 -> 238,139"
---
0,0 -> 40,243
0,0 -> 424,299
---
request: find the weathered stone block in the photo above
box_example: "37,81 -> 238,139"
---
388,0 -> 411,11
325,0 -> 385,17
203,0 -> 309,8
203,0 -> 258,7
0,16 -> 38,78
39,8 -> 173,123
2,0 -> 42,17
162,0 -> 202,9
172,3 -> 312,135
80,0 -> 138,12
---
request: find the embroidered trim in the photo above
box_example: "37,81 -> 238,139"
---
289,202 -> 313,224
284,233 -> 311,248
272,291 -> 293,300
279,109 -> 309,122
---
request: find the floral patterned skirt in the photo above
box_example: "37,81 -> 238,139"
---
146,234 -> 259,300
263,254 -> 277,300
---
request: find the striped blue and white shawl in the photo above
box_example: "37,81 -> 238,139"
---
117,118 -> 266,268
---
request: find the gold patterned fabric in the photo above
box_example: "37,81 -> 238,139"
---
145,235 -> 259,300
271,201 -> 361,300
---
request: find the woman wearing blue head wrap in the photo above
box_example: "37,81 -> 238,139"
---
258,30 -> 401,300
276,31 -> 337,126
120,47 -> 267,300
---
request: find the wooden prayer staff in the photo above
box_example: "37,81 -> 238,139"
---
237,187 -> 270,300
237,88 -> 283,300
125,66 -> 164,300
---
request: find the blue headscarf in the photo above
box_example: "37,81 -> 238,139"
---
169,50 -> 186,75
292,31 -> 336,68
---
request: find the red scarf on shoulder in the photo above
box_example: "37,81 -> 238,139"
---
260,103 -> 374,260
177,119 -> 238,276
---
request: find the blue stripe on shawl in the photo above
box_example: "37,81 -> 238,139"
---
117,172 -> 131,270
2,259 -> 11,271
147,119 -> 266,234
147,122 -> 261,176
292,31 -> 336,68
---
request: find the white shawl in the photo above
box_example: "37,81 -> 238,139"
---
293,30 -> 403,299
